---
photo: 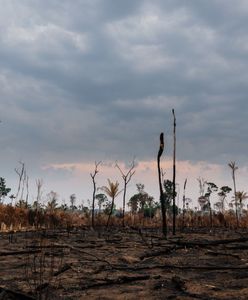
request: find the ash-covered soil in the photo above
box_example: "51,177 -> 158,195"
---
1,227 -> 248,299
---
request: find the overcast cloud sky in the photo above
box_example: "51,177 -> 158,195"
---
0,0 -> 248,207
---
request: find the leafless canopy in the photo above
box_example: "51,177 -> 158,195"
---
15,161 -> 25,200
115,160 -> 136,227
90,161 -> 101,181
115,160 -> 135,186
15,161 -> 29,206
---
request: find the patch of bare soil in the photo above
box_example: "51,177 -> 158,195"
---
1,227 -> 248,299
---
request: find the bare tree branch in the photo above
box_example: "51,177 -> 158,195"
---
90,161 -> 101,228
115,160 -> 136,227
15,161 -> 25,200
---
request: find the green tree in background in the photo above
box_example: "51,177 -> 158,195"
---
0,177 -> 11,203
95,193 -> 108,213
128,184 -> 155,216
163,180 -> 177,211
205,182 -> 218,227
216,186 -> 232,213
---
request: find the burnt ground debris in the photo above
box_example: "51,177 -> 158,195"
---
0,227 -> 248,299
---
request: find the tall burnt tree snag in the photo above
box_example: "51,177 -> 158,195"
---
228,161 -> 239,227
182,178 -> 187,228
172,109 -> 176,235
157,132 -> 167,238
90,161 -> 101,229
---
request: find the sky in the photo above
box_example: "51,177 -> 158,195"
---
0,0 -> 248,209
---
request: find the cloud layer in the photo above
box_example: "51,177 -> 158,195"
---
0,1 -> 248,202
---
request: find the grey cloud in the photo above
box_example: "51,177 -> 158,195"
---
0,0 -> 248,180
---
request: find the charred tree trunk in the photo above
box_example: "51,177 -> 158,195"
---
157,133 -> 166,238
106,196 -> 115,229
116,161 -> 135,227
122,182 -> 127,227
182,178 -> 187,228
91,177 -> 96,228
208,198 -> 213,228
15,161 -> 25,201
228,162 -> 239,228
90,161 -> 101,229
172,109 -> 176,235
233,171 -> 238,227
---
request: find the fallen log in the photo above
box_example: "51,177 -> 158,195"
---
225,244 -> 248,250
73,241 -> 105,248
0,263 -> 26,271
0,249 -> 41,256
205,250 -> 240,259
36,282 -> 49,292
139,247 -> 179,260
112,263 -> 248,271
80,274 -> 150,290
168,237 -> 248,248
53,263 -> 71,276
26,244 -> 66,249
67,245 -> 112,267
0,287 -> 35,300
105,237 -> 123,243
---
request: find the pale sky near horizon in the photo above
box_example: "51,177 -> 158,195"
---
0,0 -> 248,208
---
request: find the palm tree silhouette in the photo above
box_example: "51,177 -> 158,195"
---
101,179 -> 121,228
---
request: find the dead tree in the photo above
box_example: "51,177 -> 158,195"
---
34,179 -> 43,228
228,161 -> 239,227
15,161 -> 25,200
157,133 -> 167,238
172,109 -> 176,235
20,169 -> 27,201
36,179 -> 43,204
90,161 -> 101,229
25,175 -> 29,208
182,178 -> 187,228
116,160 -> 135,227
15,162 -> 30,207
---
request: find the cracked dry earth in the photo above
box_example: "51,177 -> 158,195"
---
1,227 -> 248,299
